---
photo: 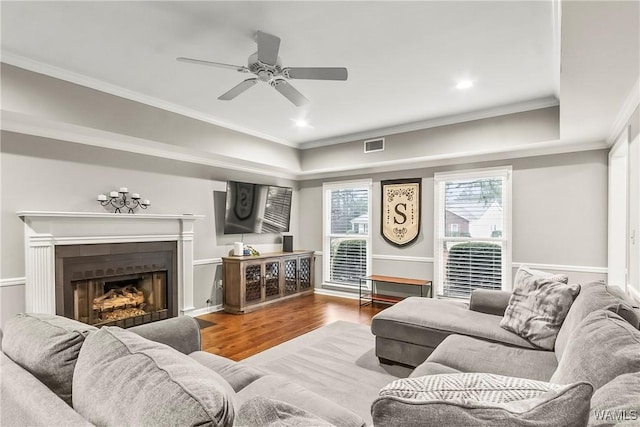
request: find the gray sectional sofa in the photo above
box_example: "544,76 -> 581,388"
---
1,279 -> 639,426
371,281 -> 640,425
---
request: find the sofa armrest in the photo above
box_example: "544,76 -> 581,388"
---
469,289 -> 511,316
129,316 -> 201,354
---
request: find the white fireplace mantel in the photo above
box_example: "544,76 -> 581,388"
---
18,211 -> 204,315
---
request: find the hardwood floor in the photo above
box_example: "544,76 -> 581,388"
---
197,294 -> 387,361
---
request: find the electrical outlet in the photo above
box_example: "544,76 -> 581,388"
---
206,299 -> 211,304
217,280 -> 223,290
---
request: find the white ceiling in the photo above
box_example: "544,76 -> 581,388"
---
1,1 -> 561,148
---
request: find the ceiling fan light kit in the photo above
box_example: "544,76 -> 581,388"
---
177,30 -> 348,107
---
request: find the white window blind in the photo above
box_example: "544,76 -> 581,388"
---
261,186 -> 292,233
434,167 -> 512,298
323,180 -> 372,287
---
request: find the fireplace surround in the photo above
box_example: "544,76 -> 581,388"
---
18,211 -> 203,320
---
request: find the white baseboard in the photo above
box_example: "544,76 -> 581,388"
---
183,304 -> 223,317
314,287 -> 360,300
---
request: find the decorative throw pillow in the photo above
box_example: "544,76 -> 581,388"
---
1,313 -> 97,406
550,310 -> 640,391
236,396 -> 334,427
73,326 -> 235,426
500,272 -> 580,350
372,373 -> 593,427
514,266 -> 569,286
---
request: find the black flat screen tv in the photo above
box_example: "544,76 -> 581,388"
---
223,181 -> 293,234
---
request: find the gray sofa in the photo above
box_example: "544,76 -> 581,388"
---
371,281 -> 640,425
1,314 -> 366,427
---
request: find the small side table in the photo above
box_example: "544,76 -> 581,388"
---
359,275 -> 432,306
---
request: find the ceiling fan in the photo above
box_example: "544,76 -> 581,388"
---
177,31 -> 348,107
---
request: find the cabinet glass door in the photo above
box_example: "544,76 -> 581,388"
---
244,264 -> 262,304
284,259 -> 298,295
264,261 -> 280,300
299,257 -> 312,291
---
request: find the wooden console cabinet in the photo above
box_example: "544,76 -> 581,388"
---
222,251 -> 315,314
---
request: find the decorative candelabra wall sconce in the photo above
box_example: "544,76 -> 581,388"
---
97,188 -> 150,214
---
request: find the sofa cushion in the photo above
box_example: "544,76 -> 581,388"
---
555,282 -> 640,362
425,334 -> 558,382
73,327 -> 235,426
236,396 -> 334,427
588,372 -> 640,426
0,353 -> 93,427
1,313 -> 97,406
550,310 -> 640,391
500,274 -> 580,350
236,375 -> 365,427
190,350 -> 265,392
409,361 -> 461,378
372,373 -> 592,427
371,297 -> 535,354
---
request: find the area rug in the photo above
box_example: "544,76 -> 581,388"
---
241,321 -> 411,425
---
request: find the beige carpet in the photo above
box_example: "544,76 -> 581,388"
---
241,320 -> 411,425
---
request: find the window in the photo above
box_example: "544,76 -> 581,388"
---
434,167 -> 512,298
323,180 -> 372,287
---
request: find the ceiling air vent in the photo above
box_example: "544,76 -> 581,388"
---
364,138 -> 385,153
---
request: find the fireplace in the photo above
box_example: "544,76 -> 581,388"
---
56,242 -> 178,327
19,211 -> 202,318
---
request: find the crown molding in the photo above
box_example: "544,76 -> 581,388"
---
1,110 -> 299,180
607,76 -> 640,145
1,52 -> 294,147
298,97 -> 560,150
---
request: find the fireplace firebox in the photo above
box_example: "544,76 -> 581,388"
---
55,242 -> 178,328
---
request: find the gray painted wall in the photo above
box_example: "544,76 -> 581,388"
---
0,131 -> 299,325
300,106 -> 560,173
300,149 -> 608,291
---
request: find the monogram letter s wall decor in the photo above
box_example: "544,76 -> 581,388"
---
381,179 -> 421,246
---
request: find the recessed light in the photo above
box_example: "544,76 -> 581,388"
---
456,80 -> 473,90
295,120 -> 308,127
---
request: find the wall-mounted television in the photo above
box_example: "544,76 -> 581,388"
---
224,181 -> 292,234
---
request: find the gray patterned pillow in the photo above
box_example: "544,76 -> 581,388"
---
514,266 -> 569,286
500,273 -> 580,350
372,373 -> 593,427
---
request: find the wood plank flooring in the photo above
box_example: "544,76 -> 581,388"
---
197,294 -> 387,361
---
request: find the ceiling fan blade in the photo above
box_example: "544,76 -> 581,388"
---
283,67 -> 348,81
176,57 -> 249,73
271,80 -> 309,107
256,31 -> 280,66
218,79 -> 259,100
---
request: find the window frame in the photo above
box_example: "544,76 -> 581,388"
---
322,179 -> 373,289
433,166 -> 513,298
